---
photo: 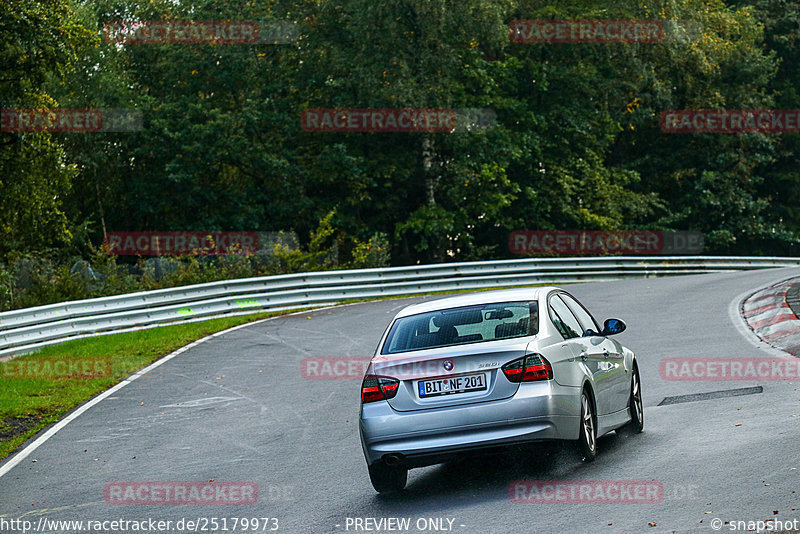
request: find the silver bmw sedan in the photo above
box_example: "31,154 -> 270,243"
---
359,287 -> 643,493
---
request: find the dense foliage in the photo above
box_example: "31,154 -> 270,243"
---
1,0 -> 799,308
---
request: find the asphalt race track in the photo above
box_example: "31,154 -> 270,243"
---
1,268 -> 799,534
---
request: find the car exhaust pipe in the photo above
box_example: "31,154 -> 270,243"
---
383,453 -> 404,466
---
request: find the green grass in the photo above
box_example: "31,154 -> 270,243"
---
0,283 -> 555,462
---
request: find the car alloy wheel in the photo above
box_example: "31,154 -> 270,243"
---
575,390 -> 596,462
619,366 -> 644,435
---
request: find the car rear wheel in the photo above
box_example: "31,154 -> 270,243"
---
574,390 -> 596,462
618,365 -> 644,435
368,462 -> 408,493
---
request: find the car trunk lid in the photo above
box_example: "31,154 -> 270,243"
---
370,341 -> 527,412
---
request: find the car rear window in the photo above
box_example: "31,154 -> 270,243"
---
381,301 -> 538,354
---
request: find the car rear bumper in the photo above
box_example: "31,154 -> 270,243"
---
359,380 -> 581,467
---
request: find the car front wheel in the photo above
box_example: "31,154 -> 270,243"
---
618,365 -> 644,435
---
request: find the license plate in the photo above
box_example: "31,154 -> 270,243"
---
417,373 -> 487,398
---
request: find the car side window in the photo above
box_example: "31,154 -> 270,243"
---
549,295 -> 583,339
559,293 -> 600,335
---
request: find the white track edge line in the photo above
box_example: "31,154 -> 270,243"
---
0,305 -> 344,480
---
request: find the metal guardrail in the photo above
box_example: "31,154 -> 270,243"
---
1,256 -> 799,358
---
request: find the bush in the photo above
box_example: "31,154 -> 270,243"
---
348,233 -> 391,269
0,213 -> 391,312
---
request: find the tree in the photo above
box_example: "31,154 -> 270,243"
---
0,0 -> 93,258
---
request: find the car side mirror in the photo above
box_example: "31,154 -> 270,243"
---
600,318 -> 626,336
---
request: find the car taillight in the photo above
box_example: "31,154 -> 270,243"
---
502,353 -> 553,382
361,374 -> 400,403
